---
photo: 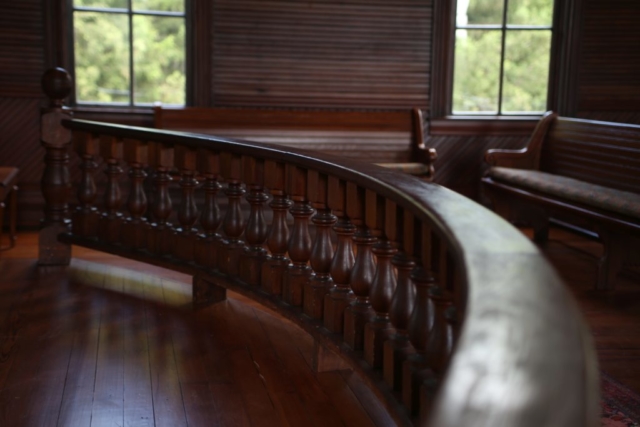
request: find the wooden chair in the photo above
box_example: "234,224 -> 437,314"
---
0,167 -> 18,251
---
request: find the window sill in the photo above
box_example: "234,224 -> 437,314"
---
70,105 -> 156,127
70,105 -> 155,115
428,115 -> 539,136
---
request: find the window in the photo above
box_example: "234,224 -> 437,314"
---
72,0 -> 186,106
451,0 -> 554,115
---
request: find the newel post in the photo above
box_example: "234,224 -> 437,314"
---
39,68 -> 73,265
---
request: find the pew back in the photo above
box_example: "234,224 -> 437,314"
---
541,117 -> 640,193
154,106 -> 435,170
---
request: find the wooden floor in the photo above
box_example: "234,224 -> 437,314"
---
0,233 -> 394,427
527,227 -> 640,394
0,228 -> 639,426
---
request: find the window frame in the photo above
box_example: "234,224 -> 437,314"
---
429,0 -> 583,135
48,0 -> 211,113
70,1 -> 187,108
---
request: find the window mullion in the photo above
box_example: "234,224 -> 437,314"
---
128,0 -> 134,107
497,0 -> 509,115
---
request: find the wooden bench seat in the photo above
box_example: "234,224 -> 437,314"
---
482,111 -> 640,290
154,106 -> 437,179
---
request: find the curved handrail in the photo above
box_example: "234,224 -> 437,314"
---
39,62 -> 598,425
49,117 -> 598,427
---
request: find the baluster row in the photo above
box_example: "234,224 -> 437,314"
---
69,131 -> 459,420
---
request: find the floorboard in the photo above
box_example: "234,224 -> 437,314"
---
0,229 -> 638,426
529,227 -> 640,395
0,233 -> 385,426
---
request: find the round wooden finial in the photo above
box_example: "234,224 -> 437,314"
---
41,67 -> 72,106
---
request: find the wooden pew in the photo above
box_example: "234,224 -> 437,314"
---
483,111 -> 640,290
154,106 -> 437,179
40,68 -> 598,427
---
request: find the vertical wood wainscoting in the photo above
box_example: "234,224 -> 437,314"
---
34,68 -> 599,426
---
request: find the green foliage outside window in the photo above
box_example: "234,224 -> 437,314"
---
453,0 -> 553,114
73,0 -> 185,105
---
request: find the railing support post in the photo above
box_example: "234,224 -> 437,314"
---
39,68 -> 73,265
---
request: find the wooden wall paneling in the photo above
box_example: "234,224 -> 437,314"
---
427,134 -> 529,200
577,0 -> 640,115
576,111 -> 640,125
188,0 -> 212,107
0,0 -> 46,228
211,0 -> 432,109
0,98 -> 47,228
43,0 -> 70,70
0,0 -> 44,97
429,0 -> 455,118
547,0 -> 583,116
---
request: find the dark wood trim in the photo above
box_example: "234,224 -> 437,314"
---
430,0 -> 457,119
548,0 -> 583,116
188,0 -> 211,107
429,116 -> 538,136
44,0 -> 70,69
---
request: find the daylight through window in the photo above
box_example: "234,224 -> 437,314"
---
452,0 -> 553,115
73,0 -> 186,106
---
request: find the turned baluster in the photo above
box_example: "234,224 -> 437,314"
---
344,183 -> 377,350
416,298 -> 457,425
97,135 -> 124,244
173,146 -> 199,261
384,209 -> 418,391
444,306 -> 457,365
412,286 -> 455,419
72,132 -> 99,238
425,288 -> 454,374
195,149 -> 222,269
146,142 -> 174,255
39,67 -> 73,265
120,139 -> 148,249
303,171 -> 336,319
217,152 -> 246,276
402,270 -> 438,415
261,160 -> 292,295
283,165 -> 314,306
432,232 -> 454,294
324,177 -> 355,334
239,156 -> 269,286
401,223 -> 440,416
364,192 -> 397,368
192,149 -> 227,308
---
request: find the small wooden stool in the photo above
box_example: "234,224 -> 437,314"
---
0,167 -> 18,251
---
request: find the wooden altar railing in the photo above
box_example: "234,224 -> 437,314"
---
39,68 -> 599,426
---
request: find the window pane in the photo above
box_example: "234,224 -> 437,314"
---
74,12 -> 130,104
458,0 -> 504,25
507,0 -> 553,25
453,29 -> 502,113
133,15 -> 185,105
132,0 -> 184,12
502,30 -> 551,113
74,0 -> 127,8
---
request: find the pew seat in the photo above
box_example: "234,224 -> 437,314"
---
482,111 -> 640,290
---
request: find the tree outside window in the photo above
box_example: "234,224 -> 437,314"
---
72,0 -> 186,106
452,0 -> 554,115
